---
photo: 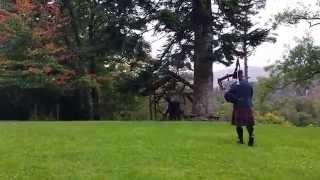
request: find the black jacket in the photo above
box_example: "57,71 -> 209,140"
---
224,80 -> 253,108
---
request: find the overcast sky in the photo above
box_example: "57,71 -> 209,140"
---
145,0 -> 320,71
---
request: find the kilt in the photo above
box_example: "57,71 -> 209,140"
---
232,105 -> 255,126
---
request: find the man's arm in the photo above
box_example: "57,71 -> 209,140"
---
224,84 -> 239,104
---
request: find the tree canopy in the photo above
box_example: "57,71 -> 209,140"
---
0,0 -> 274,120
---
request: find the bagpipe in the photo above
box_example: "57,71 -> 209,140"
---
217,58 -> 242,91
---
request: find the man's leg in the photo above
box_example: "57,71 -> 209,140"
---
246,125 -> 254,146
236,126 -> 244,144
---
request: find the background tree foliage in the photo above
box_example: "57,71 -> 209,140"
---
0,0 -> 153,120
135,0 -> 273,118
2,0 -> 318,125
235,35 -> 320,127
273,36 -> 320,85
220,0 -> 275,79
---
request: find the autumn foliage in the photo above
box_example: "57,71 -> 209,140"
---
15,0 -> 33,13
0,0 -> 78,87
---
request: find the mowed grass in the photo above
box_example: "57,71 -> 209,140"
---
0,122 -> 319,180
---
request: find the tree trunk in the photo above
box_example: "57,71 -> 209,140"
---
85,88 -> 94,120
56,103 -> 60,121
243,11 -> 249,79
149,95 -> 153,120
62,1 -> 97,120
33,103 -> 38,120
78,88 -> 94,120
191,0 -> 214,118
244,54 -> 248,79
153,94 -> 157,120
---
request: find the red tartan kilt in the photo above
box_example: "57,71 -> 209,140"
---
232,105 -> 255,126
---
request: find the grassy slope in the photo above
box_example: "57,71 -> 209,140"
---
0,121 -> 319,180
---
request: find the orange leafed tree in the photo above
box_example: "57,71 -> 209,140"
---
15,0 -> 33,13
0,9 -> 10,22
0,0 -> 77,85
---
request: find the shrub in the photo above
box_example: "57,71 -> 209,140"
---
255,112 -> 291,126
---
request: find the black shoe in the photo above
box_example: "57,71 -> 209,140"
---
248,137 -> 254,147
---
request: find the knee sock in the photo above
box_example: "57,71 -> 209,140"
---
246,125 -> 254,138
236,126 -> 243,143
246,125 -> 254,146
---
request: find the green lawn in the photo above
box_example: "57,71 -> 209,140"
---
0,121 -> 319,180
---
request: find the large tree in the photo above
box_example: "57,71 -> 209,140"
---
0,0 -> 154,120
191,0 -> 215,117
56,0 -> 154,119
153,0 -> 270,118
153,1 -> 231,118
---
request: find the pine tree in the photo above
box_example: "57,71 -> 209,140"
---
219,0 -> 274,79
152,0 -> 267,118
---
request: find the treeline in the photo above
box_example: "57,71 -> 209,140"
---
0,0 -> 274,120
1,0 -> 319,123
0,0 -> 152,120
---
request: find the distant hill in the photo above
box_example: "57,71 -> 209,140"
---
213,66 -> 269,86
